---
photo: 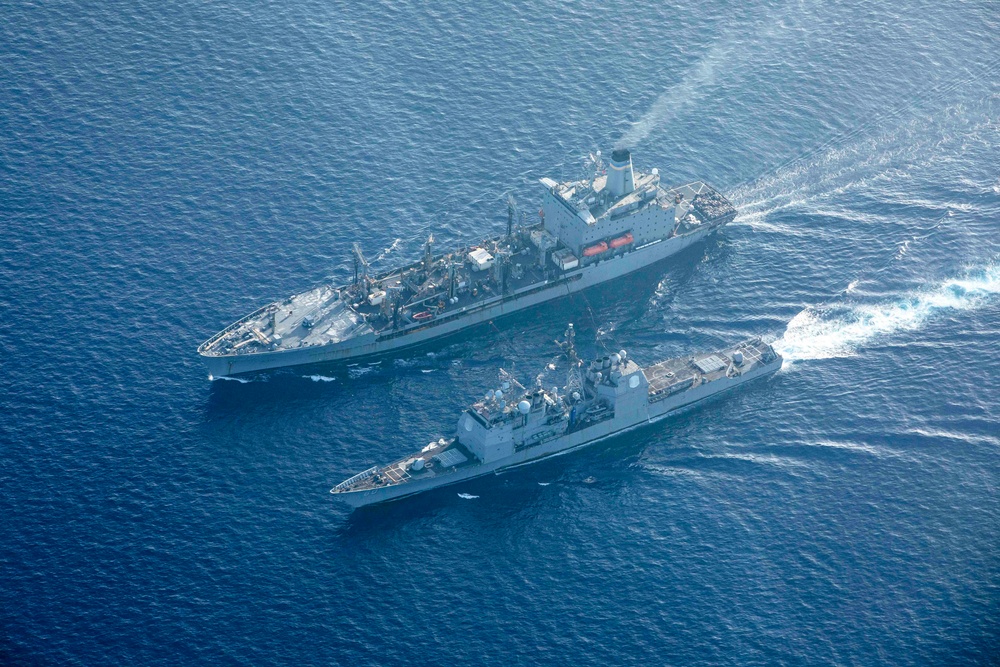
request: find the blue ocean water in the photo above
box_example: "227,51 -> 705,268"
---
2,0 -> 998,663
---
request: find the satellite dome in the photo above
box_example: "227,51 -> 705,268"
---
495,389 -> 503,400
517,400 -> 531,415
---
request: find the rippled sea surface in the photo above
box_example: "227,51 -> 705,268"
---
2,1 -> 998,664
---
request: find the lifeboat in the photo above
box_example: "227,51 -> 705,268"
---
412,311 -> 433,321
582,241 -> 609,257
609,232 -> 634,249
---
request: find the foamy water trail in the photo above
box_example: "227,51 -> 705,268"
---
775,265 -> 1000,362
347,365 -> 375,379
307,375 -> 337,382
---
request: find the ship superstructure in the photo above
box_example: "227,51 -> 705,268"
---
199,149 -> 736,377
330,325 -> 781,508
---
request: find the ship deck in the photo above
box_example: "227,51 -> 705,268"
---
645,339 -> 775,400
331,438 -> 477,495
201,181 -> 735,361
346,248 -> 553,333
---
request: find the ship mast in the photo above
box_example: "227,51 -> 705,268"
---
352,242 -> 370,290
561,323 -> 584,399
505,193 -> 517,239
423,234 -> 434,275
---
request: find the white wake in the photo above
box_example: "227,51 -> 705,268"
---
775,265 -> 1000,362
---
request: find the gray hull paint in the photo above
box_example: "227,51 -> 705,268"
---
335,358 -> 779,508
204,227 -> 713,378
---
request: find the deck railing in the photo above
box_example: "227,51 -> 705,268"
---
330,466 -> 378,493
197,302 -> 277,353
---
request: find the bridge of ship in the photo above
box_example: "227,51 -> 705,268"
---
554,175 -> 730,226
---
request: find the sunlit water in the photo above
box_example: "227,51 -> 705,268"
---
2,0 -> 998,664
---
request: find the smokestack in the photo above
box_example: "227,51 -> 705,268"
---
606,148 -> 635,198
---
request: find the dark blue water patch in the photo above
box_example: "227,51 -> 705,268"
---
2,0 -> 999,664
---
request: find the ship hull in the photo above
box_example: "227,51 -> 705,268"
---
202,224 -> 719,378
333,356 -> 780,508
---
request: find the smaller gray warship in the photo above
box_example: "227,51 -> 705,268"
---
331,325 -> 781,508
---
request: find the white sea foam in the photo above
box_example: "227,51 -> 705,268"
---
776,265 -> 1000,362
307,375 -> 336,382
212,375 -> 251,383
372,238 -> 401,263
347,366 -> 375,379
457,493 -> 479,500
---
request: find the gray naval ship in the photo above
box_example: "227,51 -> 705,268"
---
199,149 -> 737,378
331,324 -> 781,508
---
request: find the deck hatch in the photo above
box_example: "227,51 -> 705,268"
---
434,449 -> 469,468
694,355 -> 726,374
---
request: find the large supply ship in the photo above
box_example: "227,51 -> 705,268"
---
331,325 -> 781,508
199,149 -> 737,377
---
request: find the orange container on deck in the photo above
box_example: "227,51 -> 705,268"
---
582,242 -> 609,257
609,232 -> 634,249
